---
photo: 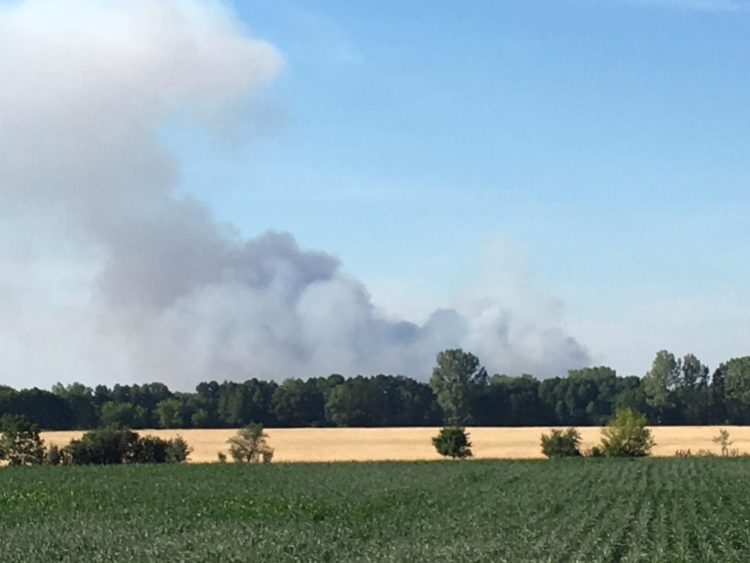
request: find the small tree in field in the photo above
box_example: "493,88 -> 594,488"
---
541,428 -> 582,458
601,408 -> 655,457
228,423 -> 274,463
713,429 -> 733,457
0,414 -> 46,466
432,427 -> 472,459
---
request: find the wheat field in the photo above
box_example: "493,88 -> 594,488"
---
38,426 -> 750,463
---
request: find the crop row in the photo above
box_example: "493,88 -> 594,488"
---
1,459 -> 750,561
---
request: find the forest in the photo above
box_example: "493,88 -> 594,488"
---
1,350 -> 749,430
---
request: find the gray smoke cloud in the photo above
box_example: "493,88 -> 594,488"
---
0,0 -> 590,389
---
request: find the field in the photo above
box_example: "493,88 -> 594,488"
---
3,458 -> 750,561
40,426 -> 750,462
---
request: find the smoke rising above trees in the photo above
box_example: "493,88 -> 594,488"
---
0,0 -> 588,389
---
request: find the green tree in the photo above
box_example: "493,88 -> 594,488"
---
708,365 -> 728,424
483,374 -> 549,426
324,377 -> 379,427
676,354 -> 710,424
272,379 -> 325,427
432,427 -> 472,459
217,380 -> 277,427
643,350 -> 681,423
430,349 -> 487,425
720,357 -> 750,424
99,401 -> 148,428
155,399 -> 189,428
52,382 -> 98,429
0,388 -> 74,430
540,428 -> 582,458
227,423 -> 274,463
600,408 -> 655,457
0,414 -> 46,466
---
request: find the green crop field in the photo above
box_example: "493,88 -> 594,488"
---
2,459 -> 750,562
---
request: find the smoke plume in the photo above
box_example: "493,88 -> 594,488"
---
0,0 -> 589,389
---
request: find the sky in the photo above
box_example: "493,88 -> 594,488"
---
1,0 -> 749,389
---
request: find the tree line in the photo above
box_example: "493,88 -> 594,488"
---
1,349 -> 749,430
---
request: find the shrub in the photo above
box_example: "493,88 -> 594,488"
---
540,428 -> 582,458
217,451 -> 227,463
0,414 -> 46,466
228,424 -> 274,463
432,426 -> 472,459
132,435 -> 171,464
64,427 -> 141,465
713,429 -> 733,457
677,449 -> 720,458
166,436 -> 192,463
63,428 -> 192,465
600,408 -> 655,458
586,445 -> 605,458
45,444 -> 64,465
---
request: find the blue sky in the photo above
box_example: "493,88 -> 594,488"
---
167,0 -> 750,375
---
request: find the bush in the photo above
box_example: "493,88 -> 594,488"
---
432,426 -> 472,459
166,436 -> 192,463
217,451 -> 227,463
45,444 -> 64,465
132,435 -> 171,464
64,427 -> 141,465
713,429 -> 733,457
0,414 -> 46,466
228,424 -> 274,463
63,428 -> 192,465
600,408 -> 655,458
540,428 -> 582,458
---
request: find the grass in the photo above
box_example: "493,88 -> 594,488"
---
40,426 -> 750,462
2,458 -> 750,561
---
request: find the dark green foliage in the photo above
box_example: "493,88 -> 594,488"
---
324,375 -> 440,427
64,428 -> 142,465
227,423 -> 274,463
99,401 -> 148,429
4,460 -> 750,561
3,349 -> 750,430
540,427 -> 582,458
719,357 -> 750,424
0,388 -> 74,430
132,436 -> 172,464
165,436 -> 192,463
600,408 -> 655,457
63,428 -> 192,465
155,398 -> 189,428
430,349 -> 487,425
52,383 -> 99,429
432,426 -> 472,459
0,414 -> 45,466
272,378 -> 326,427
45,444 -> 64,466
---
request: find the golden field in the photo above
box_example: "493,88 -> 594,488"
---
39,426 -> 750,463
